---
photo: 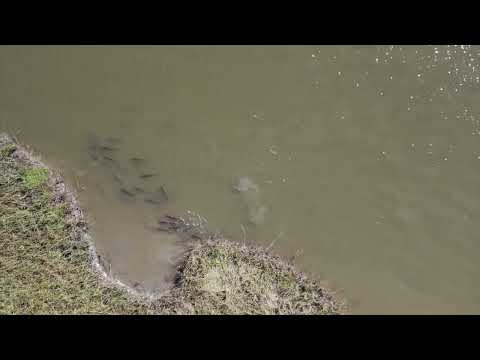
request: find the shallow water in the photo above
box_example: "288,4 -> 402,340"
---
1,45 -> 480,313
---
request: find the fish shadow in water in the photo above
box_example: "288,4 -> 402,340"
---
86,132 -> 171,210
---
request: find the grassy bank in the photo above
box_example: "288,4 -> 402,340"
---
0,134 -> 343,314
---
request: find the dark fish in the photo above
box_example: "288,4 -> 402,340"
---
158,215 -> 182,228
139,173 -> 158,179
145,199 -> 161,205
100,145 -> 119,151
112,173 -> 124,185
87,133 -> 101,159
87,133 -> 120,161
103,155 -> 115,162
87,140 -> 99,160
158,219 -> 175,225
164,215 -> 179,221
145,221 -> 175,233
144,186 -> 168,206
159,220 -> 181,231
120,188 -> 135,197
134,186 -> 145,193
88,149 -> 99,161
159,186 -> 168,201
130,157 -> 146,163
156,225 -> 175,233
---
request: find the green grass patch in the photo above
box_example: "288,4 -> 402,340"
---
22,168 -> 49,190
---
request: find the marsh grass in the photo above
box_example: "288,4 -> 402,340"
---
0,134 -> 343,315
157,238 -> 343,314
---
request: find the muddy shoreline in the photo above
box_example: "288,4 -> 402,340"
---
0,132 -> 344,314
0,133 -> 156,302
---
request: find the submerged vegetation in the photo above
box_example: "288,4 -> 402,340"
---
0,133 -> 343,315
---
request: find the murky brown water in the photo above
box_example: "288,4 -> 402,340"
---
1,45 -> 480,313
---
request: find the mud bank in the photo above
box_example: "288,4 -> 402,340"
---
0,133 -> 344,314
